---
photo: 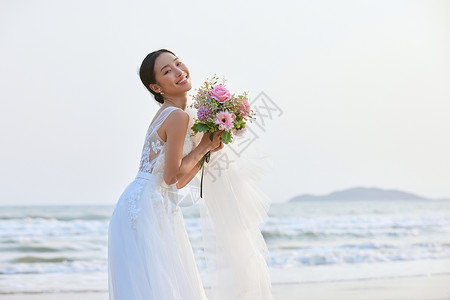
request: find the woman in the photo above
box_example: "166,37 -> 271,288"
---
108,49 -> 273,300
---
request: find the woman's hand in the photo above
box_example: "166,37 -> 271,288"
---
210,140 -> 225,152
201,130 -> 224,151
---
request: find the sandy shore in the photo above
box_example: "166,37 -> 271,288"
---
1,274 -> 449,300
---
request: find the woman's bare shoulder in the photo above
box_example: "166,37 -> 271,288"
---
162,108 -> 189,135
167,108 -> 189,123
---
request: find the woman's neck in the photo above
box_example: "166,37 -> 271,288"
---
162,94 -> 188,110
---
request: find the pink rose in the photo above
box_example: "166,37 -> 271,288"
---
239,98 -> 251,118
210,85 -> 231,103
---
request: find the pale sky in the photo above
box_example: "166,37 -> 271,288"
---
0,0 -> 449,205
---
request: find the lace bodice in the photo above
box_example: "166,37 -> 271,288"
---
138,106 -> 194,175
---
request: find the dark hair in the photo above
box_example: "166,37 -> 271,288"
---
139,49 -> 176,104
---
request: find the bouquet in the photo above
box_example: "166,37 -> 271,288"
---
190,76 -> 255,197
190,75 -> 255,168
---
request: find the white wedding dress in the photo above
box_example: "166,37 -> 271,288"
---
108,106 -> 274,300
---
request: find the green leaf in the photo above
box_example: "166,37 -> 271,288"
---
233,118 -> 245,130
198,154 -> 206,169
192,123 -> 209,133
209,123 -> 219,132
221,131 -> 233,144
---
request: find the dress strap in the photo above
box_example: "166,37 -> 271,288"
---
159,106 -> 181,122
149,106 -> 181,131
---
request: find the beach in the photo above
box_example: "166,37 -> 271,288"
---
1,274 -> 449,300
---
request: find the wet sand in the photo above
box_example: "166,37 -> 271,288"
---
1,274 -> 449,300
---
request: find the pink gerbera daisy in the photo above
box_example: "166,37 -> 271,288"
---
214,111 -> 234,131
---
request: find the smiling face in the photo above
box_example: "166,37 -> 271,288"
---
149,52 -> 192,97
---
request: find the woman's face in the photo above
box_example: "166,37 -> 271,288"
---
150,52 -> 192,96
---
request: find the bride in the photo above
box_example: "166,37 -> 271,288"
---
108,49 -> 273,300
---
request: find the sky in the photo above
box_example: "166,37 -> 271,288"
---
0,0 -> 449,205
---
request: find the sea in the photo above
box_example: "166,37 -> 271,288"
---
1,199 -> 450,294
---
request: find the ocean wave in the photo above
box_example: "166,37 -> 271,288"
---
0,246 -> 63,252
11,256 -> 75,263
0,259 -> 107,275
0,202 -> 449,292
0,215 -> 110,221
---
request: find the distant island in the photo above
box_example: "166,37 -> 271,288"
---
289,187 -> 449,202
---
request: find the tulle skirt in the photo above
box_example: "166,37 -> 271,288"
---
108,171 -> 207,300
199,143 -> 274,300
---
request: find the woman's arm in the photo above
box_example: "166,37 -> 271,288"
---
162,109 -> 222,186
175,141 -> 224,189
